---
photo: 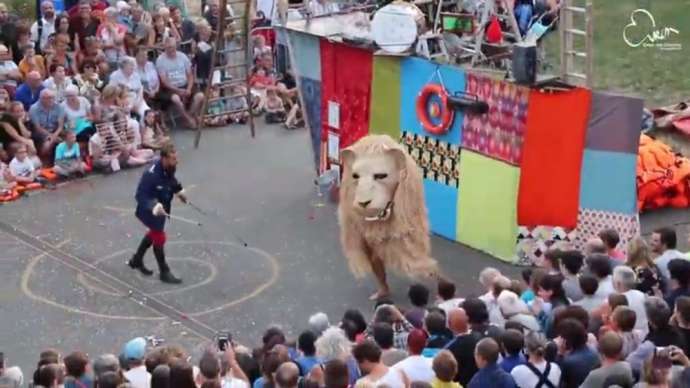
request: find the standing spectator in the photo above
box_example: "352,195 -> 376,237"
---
374,322 -> 408,367
0,353 -> 23,388
468,338 -> 516,388
405,283 -> 430,329
0,44 -> 21,96
92,354 -> 120,382
573,274 -> 603,314
609,306 -> 642,358
587,254 -> 615,300
43,64 -> 75,103
170,358 -> 196,388
444,308 -> 478,385
599,228 -> 625,261
220,347 -> 250,388
314,327 -> 360,385
155,36 -> 204,127
15,71 -> 45,111
613,266 -> 649,337
626,236 -> 663,296
31,1 -> 58,53
424,312 -> 453,350
35,364 -> 63,388
53,130 -> 86,177
579,332 -> 633,388
651,227 -> 685,282
430,351 -> 459,388
97,7 -> 128,70
666,258 -> 690,308
308,312 -> 330,337
352,340 -> 409,387
533,274 -> 570,335
295,331 -> 320,376
18,44 -> 47,79
322,359 -> 349,388
29,88 -> 66,159
539,248 -> 563,276
123,337 -> 151,388
393,329 -> 434,382
193,20 -> 213,90
62,351 -> 94,388
274,363 -> 299,388
68,0 -> 101,52
511,331 -> 561,388
555,319 -> 600,388
499,329 -> 525,373
497,290 -> 541,333
559,250 -> 584,302
436,279 -> 463,317
368,304 -> 414,351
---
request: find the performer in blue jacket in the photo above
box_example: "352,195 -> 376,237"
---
128,144 -> 186,284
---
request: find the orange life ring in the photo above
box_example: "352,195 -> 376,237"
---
416,84 -> 454,135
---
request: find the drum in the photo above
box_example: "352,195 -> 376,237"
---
371,1 -> 426,54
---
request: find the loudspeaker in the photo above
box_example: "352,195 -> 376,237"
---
512,43 -> 537,85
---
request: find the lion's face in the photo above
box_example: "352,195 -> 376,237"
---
346,151 -> 401,218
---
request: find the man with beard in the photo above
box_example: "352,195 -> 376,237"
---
127,144 -> 186,284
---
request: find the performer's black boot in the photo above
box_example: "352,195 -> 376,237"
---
153,245 -> 182,284
127,236 -> 154,276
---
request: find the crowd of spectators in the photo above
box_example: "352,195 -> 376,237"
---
0,0 -> 299,201
5,226 -> 690,388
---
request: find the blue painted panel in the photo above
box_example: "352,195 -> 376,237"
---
287,31 -> 321,81
424,179 -> 458,240
400,57 -> 466,145
579,149 -> 638,214
300,77 -> 322,170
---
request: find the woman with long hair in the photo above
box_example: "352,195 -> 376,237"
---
169,358 -> 196,388
627,236 -> 663,295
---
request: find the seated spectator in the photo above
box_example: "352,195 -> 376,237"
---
53,130 -> 86,178
499,329 -> 525,373
74,60 -> 104,102
608,306 -> 642,358
97,7 -> 128,70
264,88 -> 286,124
18,44 -> 47,79
599,228 -> 625,261
511,331 -> 561,388
0,160 -> 18,197
0,101 -> 40,161
373,322 -> 408,367
61,85 -> 95,142
429,350 -> 459,388
252,35 -> 271,62
226,85 -> 250,124
135,48 -> 160,103
424,311 -> 453,350
0,44 -> 21,96
11,22 -> 32,64
128,4 -> 151,47
141,110 -> 169,150
15,71 -> 45,112
69,0 -> 101,52
109,56 -> 149,119
155,36 -> 204,128
123,337 -> 151,388
47,33 -> 78,76
170,6 -> 196,43
666,258 -> 690,308
555,318 -> 600,388
117,1 -> 133,32
468,337 -> 516,388
76,37 -> 106,73
62,351 -> 94,388
560,250 -> 584,302
573,274 -> 603,314
55,14 -> 73,48
613,265 -> 649,337
148,12 -> 175,48
626,236 -> 663,296
192,20 -> 213,90
497,290 -> 540,333
353,340 -> 409,387
580,332 -> 633,388
29,88 -> 66,160
43,64 -> 75,103
393,329 -> 434,382
587,253 -> 615,300
8,144 -> 42,187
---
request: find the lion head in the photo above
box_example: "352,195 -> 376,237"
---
340,134 -> 425,226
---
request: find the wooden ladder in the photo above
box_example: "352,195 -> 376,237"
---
194,0 -> 255,148
470,0 -> 522,67
559,0 -> 593,87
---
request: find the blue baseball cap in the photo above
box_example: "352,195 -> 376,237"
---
123,337 -> 147,360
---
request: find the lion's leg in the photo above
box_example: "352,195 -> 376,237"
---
369,255 -> 390,301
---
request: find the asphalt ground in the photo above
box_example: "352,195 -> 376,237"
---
0,123 -> 686,375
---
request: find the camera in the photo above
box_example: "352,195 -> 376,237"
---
216,332 -> 232,351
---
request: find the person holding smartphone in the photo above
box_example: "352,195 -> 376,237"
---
0,353 -> 25,388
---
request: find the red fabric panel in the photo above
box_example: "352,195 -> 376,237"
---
320,40 -> 373,150
517,88 -> 592,228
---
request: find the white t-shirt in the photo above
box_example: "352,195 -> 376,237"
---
437,298 -> 464,317
594,275 -> 615,300
62,97 -> 91,123
511,360 -> 561,388
137,62 -> 160,94
155,52 -> 192,89
222,376 -> 249,388
9,157 -> 35,178
393,355 -> 434,383
43,77 -> 74,103
623,289 -> 649,337
0,60 -> 19,87
30,17 -> 56,51
123,365 -> 151,388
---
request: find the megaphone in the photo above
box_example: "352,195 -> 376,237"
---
447,92 -> 489,115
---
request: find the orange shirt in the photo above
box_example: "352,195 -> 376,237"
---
18,55 -> 47,79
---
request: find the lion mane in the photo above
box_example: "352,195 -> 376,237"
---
338,134 -> 438,278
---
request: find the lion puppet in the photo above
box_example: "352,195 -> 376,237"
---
338,134 -> 438,300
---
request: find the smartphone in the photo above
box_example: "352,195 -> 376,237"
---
653,347 -> 672,369
217,332 -> 232,351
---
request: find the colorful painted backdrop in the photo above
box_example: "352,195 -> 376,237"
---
285,29 -> 643,264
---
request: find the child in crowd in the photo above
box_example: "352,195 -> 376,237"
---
607,306 -> 641,358
264,88 -> 285,124
252,35 -> 272,62
141,110 -> 170,150
205,85 -> 231,127
499,329 -> 526,373
0,160 -> 17,199
227,86 -> 250,124
436,278 -> 463,317
431,350 -> 461,388
405,283 -> 430,329
53,130 -> 86,178
9,144 -> 40,185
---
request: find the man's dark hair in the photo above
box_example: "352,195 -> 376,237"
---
198,351 -> 220,380
151,364 -> 171,388
579,274 -> 599,296
677,296 -> 690,325
612,306 -> 636,332
438,278 -> 456,300
340,319 -> 359,342
408,283 -> 430,307
324,359 -> 349,388
561,250 -> 584,275
97,371 -> 122,388
63,351 -> 89,378
297,331 -> 317,356
655,227 -> 677,249
36,364 -> 62,387
352,340 -> 382,364
475,338 -> 500,365
598,332 -> 623,359
608,293 -> 629,311
504,321 -> 525,333
424,311 -> 447,335
342,309 -> 368,335
201,381 -> 221,388
170,358 -> 197,388
587,254 -> 612,279
645,297 -> 671,330
501,329 -> 524,356
543,248 -> 562,270
553,305 -> 590,331
598,229 -> 620,250
557,318 -> 588,351
669,259 -> 690,287
160,143 -> 177,158
372,322 -> 394,350
462,298 -> 489,325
